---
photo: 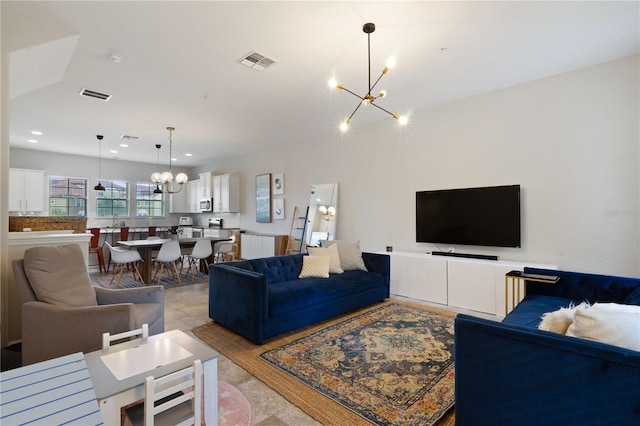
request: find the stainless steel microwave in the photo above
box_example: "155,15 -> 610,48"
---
200,198 -> 213,212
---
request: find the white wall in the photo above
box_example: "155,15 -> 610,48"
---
196,55 -> 639,276
10,56 -> 640,276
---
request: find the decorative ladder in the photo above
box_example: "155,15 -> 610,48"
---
286,206 -> 308,254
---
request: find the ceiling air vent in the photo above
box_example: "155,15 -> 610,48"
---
120,135 -> 140,141
238,51 -> 277,71
79,88 -> 112,101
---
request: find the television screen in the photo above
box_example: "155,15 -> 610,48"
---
416,185 -> 521,248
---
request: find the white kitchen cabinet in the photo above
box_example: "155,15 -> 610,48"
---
386,251 -> 557,316
9,168 -> 46,212
213,174 -> 239,213
199,172 -> 212,198
169,180 -> 201,213
241,234 -> 287,259
188,180 -> 202,213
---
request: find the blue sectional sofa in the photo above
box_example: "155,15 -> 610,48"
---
209,252 -> 390,344
454,267 -> 640,425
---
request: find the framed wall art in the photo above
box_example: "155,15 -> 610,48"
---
272,173 -> 284,195
273,198 -> 285,220
256,173 -> 272,223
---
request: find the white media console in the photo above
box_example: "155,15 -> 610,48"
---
384,251 -> 557,317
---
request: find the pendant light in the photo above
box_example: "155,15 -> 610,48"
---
150,126 -> 188,194
152,144 -> 163,194
94,134 -> 105,191
328,23 -> 408,131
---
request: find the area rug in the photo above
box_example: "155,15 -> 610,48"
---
91,269 -> 208,289
217,381 -> 251,426
192,300 -> 456,426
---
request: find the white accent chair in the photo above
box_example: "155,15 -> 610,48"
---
124,359 -> 203,426
105,242 -> 143,287
185,239 -> 212,281
153,240 -> 183,285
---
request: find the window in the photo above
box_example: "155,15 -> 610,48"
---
96,180 -> 129,217
135,182 -> 164,217
49,177 -> 87,216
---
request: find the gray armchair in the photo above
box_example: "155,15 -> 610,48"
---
12,244 -> 164,365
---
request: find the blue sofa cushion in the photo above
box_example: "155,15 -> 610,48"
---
624,286 -> 640,305
524,267 -> 640,303
502,295 -> 583,328
268,270 -> 384,317
232,255 -> 304,284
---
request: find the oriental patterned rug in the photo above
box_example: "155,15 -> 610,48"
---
192,301 -> 456,425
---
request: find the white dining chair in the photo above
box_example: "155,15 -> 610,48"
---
105,242 -> 143,287
102,324 -> 148,350
214,235 -> 238,263
124,359 -> 202,426
185,239 -> 212,281
153,240 -> 183,285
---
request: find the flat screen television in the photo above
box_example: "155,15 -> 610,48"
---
416,185 -> 521,248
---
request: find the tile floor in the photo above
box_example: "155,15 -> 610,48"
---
164,283 -> 322,426
163,282 -> 499,425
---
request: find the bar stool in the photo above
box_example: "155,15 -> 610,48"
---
89,228 -> 106,274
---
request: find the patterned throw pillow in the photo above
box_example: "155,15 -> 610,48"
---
307,244 -> 343,274
298,256 -> 331,279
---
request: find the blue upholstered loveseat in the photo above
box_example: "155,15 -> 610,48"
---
209,252 -> 390,344
454,267 -> 640,425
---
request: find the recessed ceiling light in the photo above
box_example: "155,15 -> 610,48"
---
110,150 -> 118,154
120,144 -> 129,148
31,130 -> 43,135
185,153 -> 192,157
171,158 -> 177,162
28,139 -> 38,143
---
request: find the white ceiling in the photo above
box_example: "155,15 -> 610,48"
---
4,1 -> 639,167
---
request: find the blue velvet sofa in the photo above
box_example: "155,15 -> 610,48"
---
454,267 -> 640,425
209,252 -> 390,344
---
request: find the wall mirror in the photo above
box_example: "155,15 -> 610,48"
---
305,183 -> 338,247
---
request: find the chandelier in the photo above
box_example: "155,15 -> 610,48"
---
329,23 -> 408,131
150,127 -> 188,194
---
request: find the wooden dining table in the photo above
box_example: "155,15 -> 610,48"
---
116,237 -> 230,284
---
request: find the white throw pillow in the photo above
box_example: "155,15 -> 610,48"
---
538,302 -> 589,334
307,244 -> 343,274
298,255 -> 331,279
565,303 -> 640,351
321,240 -> 367,271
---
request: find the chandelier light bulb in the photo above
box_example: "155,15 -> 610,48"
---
340,122 -> 349,132
386,57 -> 396,69
161,171 -> 173,184
151,172 -> 162,183
328,78 -> 338,88
398,115 -> 409,126
379,90 -> 387,98
327,206 -> 336,216
175,173 -> 188,184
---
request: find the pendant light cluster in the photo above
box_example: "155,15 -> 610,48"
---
150,126 -> 188,194
329,23 -> 408,131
